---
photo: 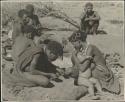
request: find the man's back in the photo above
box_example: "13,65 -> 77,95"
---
12,35 -> 35,61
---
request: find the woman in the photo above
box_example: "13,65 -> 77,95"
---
4,38 -> 64,87
68,30 -> 120,94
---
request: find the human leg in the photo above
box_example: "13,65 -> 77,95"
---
78,77 -> 95,96
91,21 -> 99,35
89,77 -> 102,93
23,72 -> 50,87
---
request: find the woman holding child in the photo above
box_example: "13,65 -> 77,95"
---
68,30 -> 120,97
3,4 -> 120,100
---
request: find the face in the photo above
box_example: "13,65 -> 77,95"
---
24,32 -> 32,39
45,48 -> 58,61
71,41 -> 82,50
86,6 -> 93,13
22,14 -> 30,24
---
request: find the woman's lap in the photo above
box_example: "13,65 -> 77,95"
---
92,67 -> 120,94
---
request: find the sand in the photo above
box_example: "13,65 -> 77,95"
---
1,1 -> 124,101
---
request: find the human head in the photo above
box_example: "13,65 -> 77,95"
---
22,25 -> 36,39
18,9 -> 30,24
68,30 -> 87,50
85,2 -> 93,13
45,40 -> 63,61
25,4 -> 34,17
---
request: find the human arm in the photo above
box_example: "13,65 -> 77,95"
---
80,12 -> 87,23
73,46 -> 93,72
71,50 -> 89,73
80,56 -> 93,64
71,50 -> 81,66
26,39 -> 36,47
12,23 -> 22,41
29,53 -> 57,79
79,46 -> 93,72
85,11 -> 100,21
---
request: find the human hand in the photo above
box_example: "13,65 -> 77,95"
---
85,56 -> 93,60
35,24 -> 42,30
84,18 -> 90,21
24,33 -> 32,39
56,68 -> 65,76
50,73 -> 58,80
64,67 -> 72,76
72,50 -> 78,56
89,21 -> 94,25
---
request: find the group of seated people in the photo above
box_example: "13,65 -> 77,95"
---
3,3 -> 120,100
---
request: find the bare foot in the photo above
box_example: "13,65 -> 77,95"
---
84,94 -> 100,100
96,91 -> 107,96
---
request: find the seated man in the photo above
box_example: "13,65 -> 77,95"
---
8,38 -> 64,87
80,2 -> 100,35
12,35 -> 35,62
12,9 -> 29,41
68,30 -> 120,95
25,4 -> 42,36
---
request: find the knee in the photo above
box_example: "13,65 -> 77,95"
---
40,78 -> 50,87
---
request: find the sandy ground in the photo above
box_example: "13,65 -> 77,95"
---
1,1 -> 125,101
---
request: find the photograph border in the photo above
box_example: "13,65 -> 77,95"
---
1,0 -> 125,102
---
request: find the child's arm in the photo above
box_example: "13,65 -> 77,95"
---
80,12 -> 86,20
71,50 -> 81,66
71,50 -> 91,72
79,46 -> 93,72
85,11 -> 100,21
80,55 -> 93,64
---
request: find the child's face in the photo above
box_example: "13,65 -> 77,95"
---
24,32 -> 33,39
22,14 -> 30,24
46,49 -> 58,61
72,41 -> 82,50
86,6 -> 93,13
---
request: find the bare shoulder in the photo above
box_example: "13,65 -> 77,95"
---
32,53 -> 41,64
89,44 -> 99,51
86,44 -> 94,55
87,44 -> 100,54
88,44 -> 94,50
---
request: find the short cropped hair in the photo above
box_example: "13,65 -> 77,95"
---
18,9 -> 28,18
68,30 -> 87,42
85,2 -> 93,8
46,41 -> 63,57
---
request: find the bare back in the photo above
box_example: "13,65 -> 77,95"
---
90,45 -> 106,66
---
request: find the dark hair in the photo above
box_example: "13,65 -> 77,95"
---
18,9 -> 28,18
85,2 -> 93,8
46,41 -> 63,57
26,4 -> 34,13
68,30 -> 87,42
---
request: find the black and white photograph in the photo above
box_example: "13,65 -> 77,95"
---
1,0 -> 125,101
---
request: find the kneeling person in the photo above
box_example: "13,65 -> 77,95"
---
80,2 -> 100,35
11,40 -> 64,87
